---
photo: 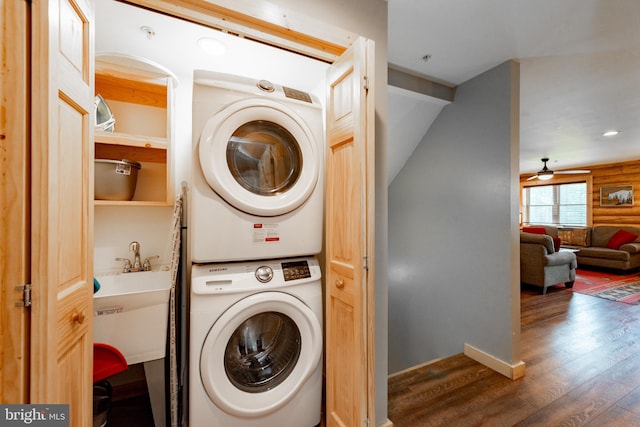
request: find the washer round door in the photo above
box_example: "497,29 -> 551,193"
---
198,98 -> 320,217
200,292 -> 322,417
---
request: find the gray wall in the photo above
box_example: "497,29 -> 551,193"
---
388,61 -> 521,374
267,0 -> 390,424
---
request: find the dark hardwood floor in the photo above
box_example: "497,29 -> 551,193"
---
388,284 -> 640,426
107,394 -> 155,427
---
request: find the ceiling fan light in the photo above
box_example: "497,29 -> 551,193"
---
538,172 -> 553,180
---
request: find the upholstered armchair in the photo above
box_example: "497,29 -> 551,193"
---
520,232 -> 577,294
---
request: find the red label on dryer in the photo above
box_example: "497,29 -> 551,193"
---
253,223 -> 280,243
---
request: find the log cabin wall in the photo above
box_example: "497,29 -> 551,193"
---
520,159 -> 640,227
590,160 -> 640,226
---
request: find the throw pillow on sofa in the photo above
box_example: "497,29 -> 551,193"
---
522,226 -> 561,252
522,226 -> 546,234
606,229 -> 639,250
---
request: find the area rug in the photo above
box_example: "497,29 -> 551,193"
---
556,269 -> 640,304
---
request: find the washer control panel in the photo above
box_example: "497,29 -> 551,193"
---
191,257 -> 320,295
282,260 -> 311,281
255,265 -> 274,283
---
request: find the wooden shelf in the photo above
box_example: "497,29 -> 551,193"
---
93,200 -> 172,207
95,130 -> 167,149
95,142 -> 166,164
95,63 -> 168,108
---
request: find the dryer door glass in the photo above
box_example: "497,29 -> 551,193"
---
227,120 -> 302,196
224,311 -> 301,393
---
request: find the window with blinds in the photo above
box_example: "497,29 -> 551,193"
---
522,182 -> 587,226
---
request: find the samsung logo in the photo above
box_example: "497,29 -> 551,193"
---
208,267 -> 228,272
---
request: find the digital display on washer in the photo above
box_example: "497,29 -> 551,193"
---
281,260 -> 311,281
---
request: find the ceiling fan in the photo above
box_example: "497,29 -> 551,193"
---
527,158 -> 590,181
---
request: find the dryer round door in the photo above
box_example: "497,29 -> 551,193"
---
200,291 -> 322,418
198,98 -> 320,217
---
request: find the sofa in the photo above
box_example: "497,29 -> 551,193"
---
524,224 -> 640,272
520,232 -> 577,294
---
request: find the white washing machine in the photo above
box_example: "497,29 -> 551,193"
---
190,70 -> 324,263
189,257 -> 323,427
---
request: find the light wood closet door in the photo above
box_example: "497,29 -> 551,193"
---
30,0 -> 94,425
325,37 -> 375,427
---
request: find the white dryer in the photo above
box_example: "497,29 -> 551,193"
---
189,257 -> 323,427
190,70 -> 324,263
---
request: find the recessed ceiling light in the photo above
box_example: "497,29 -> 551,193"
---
140,26 -> 156,39
603,130 -> 619,137
197,37 -> 226,56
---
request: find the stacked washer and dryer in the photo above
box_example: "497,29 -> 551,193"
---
189,70 -> 324,427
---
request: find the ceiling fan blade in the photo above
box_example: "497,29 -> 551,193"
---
526,175 -> 539,181
555,170 -> 590,174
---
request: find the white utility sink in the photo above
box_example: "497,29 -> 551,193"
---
94,269 -> 172,365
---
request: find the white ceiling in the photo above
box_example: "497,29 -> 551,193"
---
388,0 -> 640,176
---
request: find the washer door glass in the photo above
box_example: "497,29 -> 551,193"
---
227,121 -> 302,196
198,99 -> 320,217
200,292 -> 322,417
225,311 -> 301,393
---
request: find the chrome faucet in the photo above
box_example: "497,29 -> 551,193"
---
143,255 -> 159,271
115,241 -> 159,273
130,241 -> 142,271
115,257 -> 132,273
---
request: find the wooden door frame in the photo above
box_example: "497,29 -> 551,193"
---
0,0 -> 31,403
363,40 -> 377,427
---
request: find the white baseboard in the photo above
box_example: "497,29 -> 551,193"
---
378,419 -> 394,427
464,343 -> 526,380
